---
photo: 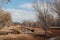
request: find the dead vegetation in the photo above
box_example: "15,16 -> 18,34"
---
0,23 -> 60,40
0,34 -> 48,40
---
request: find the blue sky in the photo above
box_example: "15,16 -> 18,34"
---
2,0 -> 37,23
2,0 -> 57,23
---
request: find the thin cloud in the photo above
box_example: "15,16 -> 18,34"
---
19,3 -> 34,9
3,9 -> 36,22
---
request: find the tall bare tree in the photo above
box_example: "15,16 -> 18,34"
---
33,0 -> 55,38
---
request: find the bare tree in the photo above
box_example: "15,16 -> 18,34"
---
33,0 -> 55,38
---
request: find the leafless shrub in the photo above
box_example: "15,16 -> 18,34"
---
0,10 -> 12,28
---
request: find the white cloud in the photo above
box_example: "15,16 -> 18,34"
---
19,3 -> 33,9
3,9 -> 36,22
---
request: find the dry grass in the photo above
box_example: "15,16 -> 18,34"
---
0,34 -> 35,40
0,34 -> 47,40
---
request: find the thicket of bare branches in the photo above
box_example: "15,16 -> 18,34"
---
50,0 -> 60,26
33,0 -> 60,28
22,20 -> 32,27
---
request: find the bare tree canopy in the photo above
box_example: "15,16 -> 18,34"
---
33,0 -> 60,27
50,0 -> 60,26
50,0 -> 60,16
33,0 -> 55,28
